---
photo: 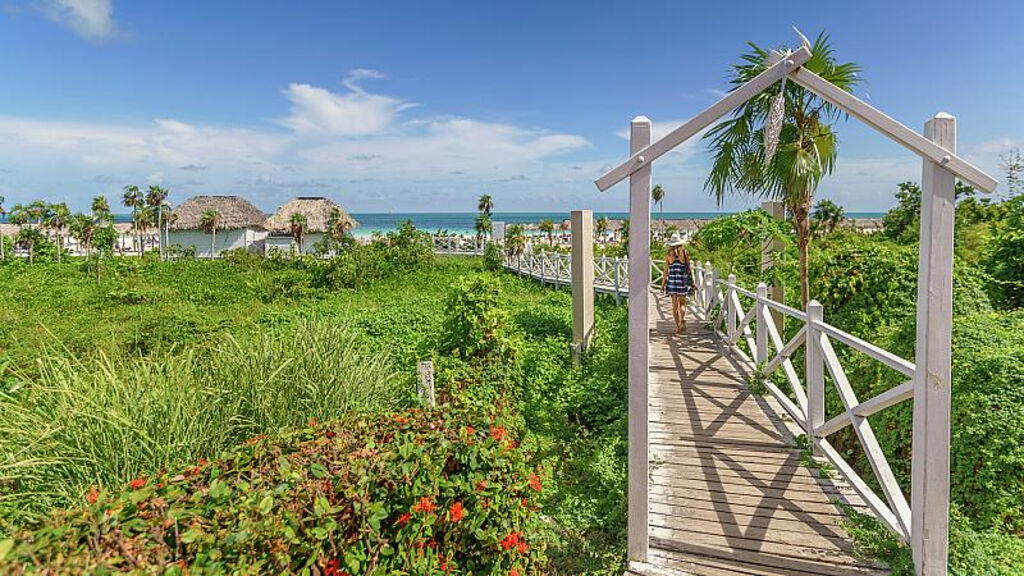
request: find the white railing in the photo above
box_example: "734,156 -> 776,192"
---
501,250 -> 668,304
691,260 -> 915,543
432,235 -> 486,255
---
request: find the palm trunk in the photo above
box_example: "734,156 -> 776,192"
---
157,210 -> 163,260
57,231 -> 62,263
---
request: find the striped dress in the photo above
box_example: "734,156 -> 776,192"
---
665,257 -> 695,296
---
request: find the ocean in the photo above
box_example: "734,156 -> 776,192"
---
2,211 -> 886,237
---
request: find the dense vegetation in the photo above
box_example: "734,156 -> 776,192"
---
690,187 -> 1024,574
0,230 -> 630,573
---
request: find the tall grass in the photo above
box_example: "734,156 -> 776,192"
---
0,318 -> 407,529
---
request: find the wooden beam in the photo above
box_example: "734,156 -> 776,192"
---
595,47 -> 812,191
789,68 -> 998,192
627,116 -> 652,563
571,210 -> 595,361
911,113 -> 956,576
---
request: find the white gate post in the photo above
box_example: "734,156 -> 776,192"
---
911,113 -> 956,576
627,116 -> 652,563
572,210 -> 595,362
806,300 -> 824,455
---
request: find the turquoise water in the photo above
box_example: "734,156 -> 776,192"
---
346,212 -> 885,237
2,211 -> 885,237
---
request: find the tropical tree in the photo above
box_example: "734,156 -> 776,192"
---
289,212 -> 308,254
651,184 -> 665,233
596,216 -> 609,241
122,185 -> 144,255
16,227 -> 43,263
89,223 -> 117,284
538,219 -> 555,246
137,207 -> 155,253
91,196 -> 112,223
477,194 -> 493,216
473,213 -> 492,242
704,32 -> 861,307
69,213 -> 96,255
200,209 -> 221,258
44,202 -> 71,262
811,199 -> 845,237
505,224 -> 526,256
146,185 -> 169,258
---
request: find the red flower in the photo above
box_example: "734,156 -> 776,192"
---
129,477 -> 147,490
464,426 -> 475,435
449,501 -> 465,523
501,531 -> 521,551
397,512 -> 411,525
85,485 -> 99,504
411,496 -> 436,514
489,425 -> 506,442
393,415 -> 409,424
324,558 -> 348,576
517,541 -> 529,554
528,474 -> 542,492
325,430 -> 337,438
509,570 -> 519,576
308,417 -> 319,427
475,480 -> 488,492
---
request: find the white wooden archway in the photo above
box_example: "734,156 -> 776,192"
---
596,44 -> 997,576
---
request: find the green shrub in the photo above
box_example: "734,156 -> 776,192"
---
483,241 -> 504,271
0,409 -> 549,575
0,319 -> 406,529
440,277 -> 516,366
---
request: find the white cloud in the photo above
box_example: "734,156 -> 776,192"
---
37,0 -> 119,40
280,69 -> 415,136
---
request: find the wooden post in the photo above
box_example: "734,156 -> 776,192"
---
755,282 -> 768,364
911,113 -> 956,576
627,116 -> 652,563
572,210 -> 595,363
417,361 -> 435,408
806,300 -> 824,455
704,261 -> 713,315
761,201 -> 786,332
613,258 -> 622,305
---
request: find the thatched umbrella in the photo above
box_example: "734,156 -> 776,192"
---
169,196 -> 266,231
265,197 -> 358,237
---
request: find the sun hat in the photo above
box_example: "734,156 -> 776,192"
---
667,232 -> 685,247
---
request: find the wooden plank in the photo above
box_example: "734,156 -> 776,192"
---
789,68 -> 997,192
649,485 -> 865,517
648,547 -> 887,576
595,47 -> 812,191
650,526 -> 876,569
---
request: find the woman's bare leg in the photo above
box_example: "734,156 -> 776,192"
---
671,295 -> 683,333
679,295 -> 688,329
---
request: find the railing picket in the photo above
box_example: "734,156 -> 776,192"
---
755,283 -> 768,364
806,301 -> 825,455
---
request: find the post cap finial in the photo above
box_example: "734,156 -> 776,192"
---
631,116 -> 651,125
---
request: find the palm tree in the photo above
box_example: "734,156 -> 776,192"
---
704,32 -> 860,307
16,227 -> 42,263
44,202 -> 71,262
474,213 -> 492,242
9,204 -> 29,261
69,213 -> 96,255
538,219 -> 555,246
289,212 -> 308,254
811,199 -> 845,237
506,224 -> 526,256
200,209 -> 221,258
122,185 -> 143,255
146,185 -> 169,258
92,196 -> 112,223
596,216 -> 609,242
651,184 -> 665,234
477,194 -> 493,216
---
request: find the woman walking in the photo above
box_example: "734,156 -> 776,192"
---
661,233 -> 696,334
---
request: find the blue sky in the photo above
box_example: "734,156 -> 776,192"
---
0,0 -> 1020,213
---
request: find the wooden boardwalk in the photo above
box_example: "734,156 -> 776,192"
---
636,293 -> 888,576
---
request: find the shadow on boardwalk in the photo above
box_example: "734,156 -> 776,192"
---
636,292 -> 889,576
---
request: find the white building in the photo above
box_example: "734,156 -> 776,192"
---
167,195 -> 266,258
264,197 -> 358,256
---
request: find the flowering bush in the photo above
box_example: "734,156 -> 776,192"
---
0,409 -> 548,575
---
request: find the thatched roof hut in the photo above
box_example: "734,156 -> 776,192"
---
169,196 -> 266,231
265,197 -> 359,235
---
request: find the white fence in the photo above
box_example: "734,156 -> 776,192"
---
691,261 -> 915,542
431,236 -> 487,255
